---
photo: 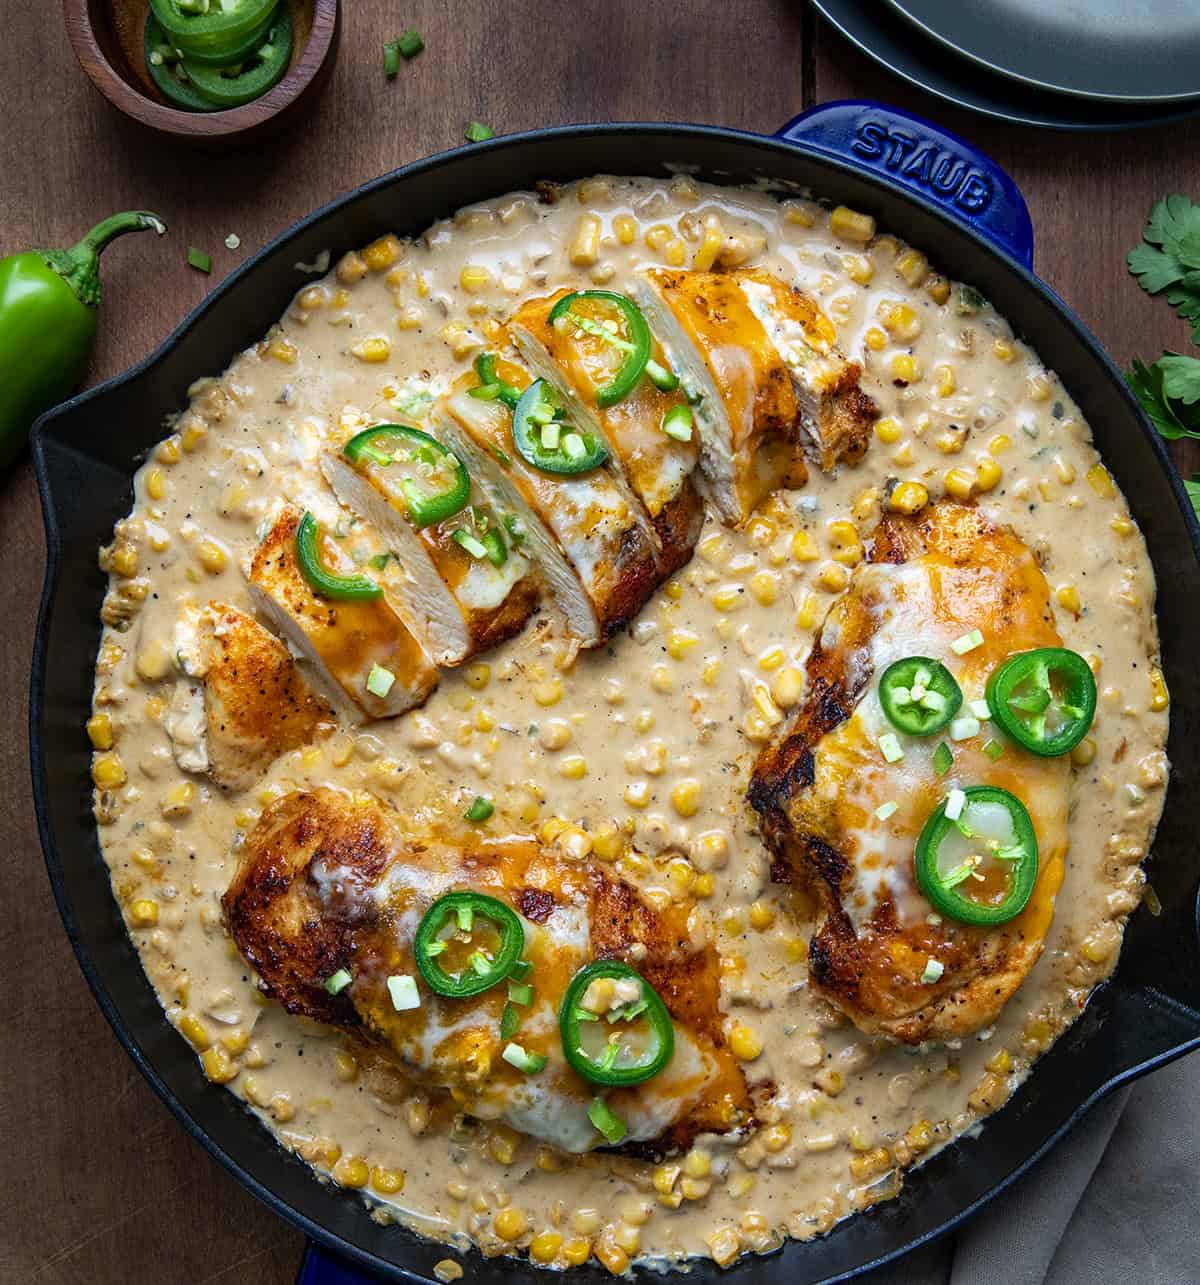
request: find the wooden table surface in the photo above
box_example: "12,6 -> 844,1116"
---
2,3 -> 1197,1281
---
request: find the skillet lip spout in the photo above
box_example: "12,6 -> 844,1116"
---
27,121 -> 1200,1284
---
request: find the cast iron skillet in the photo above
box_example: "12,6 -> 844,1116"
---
29,103 -> 1200,1285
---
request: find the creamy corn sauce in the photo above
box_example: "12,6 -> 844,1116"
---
90,176 -> 1169,1272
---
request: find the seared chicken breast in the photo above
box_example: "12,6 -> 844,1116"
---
748,502 -> 1070,1044
634,268 -> 875,523
248,507 -> 437,721
224,788 -> 750,1153
509,290 -> 704,576
321,442 -> 539,666
438,364 -> 662,647
166,602 -> 331,789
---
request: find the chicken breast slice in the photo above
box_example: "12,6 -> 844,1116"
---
634,268 -> 877,524
165,602 -> 332,790
438,364 -> 662,647
224,788 -> 751,1154
509,290 -> 704,576
321,444 -> 539,667
748,502 -> 1069,1044
247,506 -> 437,722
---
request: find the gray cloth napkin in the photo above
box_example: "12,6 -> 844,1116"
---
861,1051 -> 1200,1284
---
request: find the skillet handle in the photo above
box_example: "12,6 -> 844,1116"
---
296,1242 -> 378,1284
774,100 -> 1034,270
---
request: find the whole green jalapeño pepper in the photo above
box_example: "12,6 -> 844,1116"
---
0,211 -> 165,471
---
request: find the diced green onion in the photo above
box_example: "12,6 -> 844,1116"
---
949,716 -> 982,742
920,957 -> 945,984
875,800 -> 898,821
452,530 -> 489,560
951,629 -> 985,655
645,358 -> 679,391
465,120 -> 495,143
878,732 -> 904,763
398,28 -> 424,58
588,1097 -> 627,1144
932,741 -> 954,775
502,1042 -> 547,1074
944,788 -> 966,822
500,1002 -> 520,1040
387,974 -> 421,1011
187,246 -> 212,274
324,968 -> 352,995
662,404 -> 694,442
983,738 -> 1005,761
464,796 -> 494,823
508,981 -> 534,1006
366,664 -> 396,698
509,959 -> 532,981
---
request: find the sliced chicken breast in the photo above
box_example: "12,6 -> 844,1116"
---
248,506 -> 437,722
438,364 -> 662,647
224,788 -> 750,1154
509,290 -> 704,576
166,602 -> 332,789
321,444 -> 539,667
634,268 -> 877,523
748,502 -> 1070,1044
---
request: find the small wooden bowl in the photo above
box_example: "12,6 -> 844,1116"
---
64,0 -> 339,146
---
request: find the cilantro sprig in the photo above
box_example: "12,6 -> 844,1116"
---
1126,195 -> 1200,481
1128,195 -> 1200,342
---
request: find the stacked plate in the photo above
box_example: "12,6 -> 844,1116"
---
815,0 -> 1200,130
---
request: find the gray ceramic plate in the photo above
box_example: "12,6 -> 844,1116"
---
814,0 -> 1200,131
884,0 -> 1200,103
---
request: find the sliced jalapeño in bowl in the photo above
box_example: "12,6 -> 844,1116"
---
559,960 -> 674,1087
878,656 -> 963,737
546,289 -> 652,407
915,785 -> 1039,927
413,892 -> 525,999
343,423 -> 471,528
986,647 -> 1096,757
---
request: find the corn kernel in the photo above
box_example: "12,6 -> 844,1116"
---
179,1012 -> 211,1051
336,251 -> 368,285
108,543 -> 139,578
494,1206 -> 527,1241
267,337 -> 297,364
664,238 -> 688,267
830,206 -> 875,244
667,628 -> 700,660
595,1241 -> 629,1275
926,274 -> 951,305
359,235 -> 401,273
988,433 -> 1012,454
670,779 -> 702,818
882,302 -> 920,341
161,780 -> 196,818
707,1227 -> 742,1268
762,1122 -> 792,1152
534,679 -> 563,707
865,326 -> 887,352
1111,516 -> 1134,537
711,584 -> 744,612
156,435 -> 181,465
145,468 -> 166,501
1149,667 -> 1169,712
770,667 -> 804,709
333,1157 -> 370,1189
796,593 -> 820,630
570,214 -> 602,267
888,480 -> 929,515
1070,737 -> 1096,767
935,364 -> 957,397
849,1147 -> 892,1183
87,713 -> 114,751
895,249 -> 929,287
783,199 -> 817,228
936,428 -> 966,454
816,562 -> 849,594
334,1050 -> 359,1082
92,752 -> 126,790
729,1023 -> 763,1061
612,214 -> 638,246
559,756 -> 588,781
993,337 -> 1016,363
196,540 -> 227,575
561,1238 -> 591,1267
530,1232 -> 563,1263
650,664 -> 673,693
944,467 -> 976,501
976,456 -> 1002,492
890,353 -> 918,384
1056,584 -> 1081,613
1087,464 -> 1116,499
987,1048 -> 1012,1074
844,253 -> 875,284
683,1147 -> 712,1178
749,570 -> 779,606
748,900 -> 775,931
694,873 -> 715,898
488,1126 -> 519,1165
129,898 -> 159,927
790,530 -> 819,562
369,1165 -> 404,1195
352,337 -> 391,363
